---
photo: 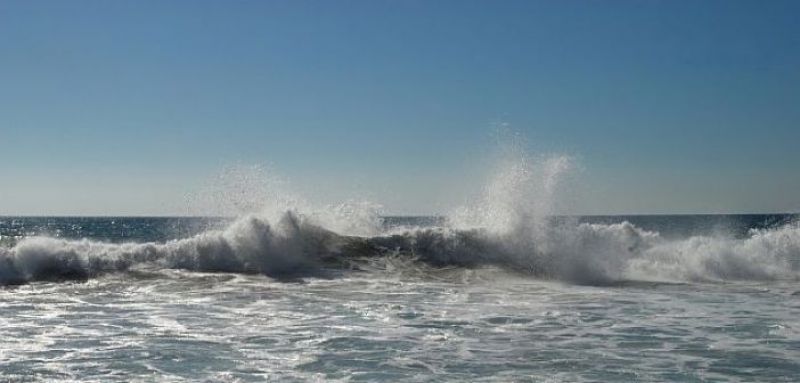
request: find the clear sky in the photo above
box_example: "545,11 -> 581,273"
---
1,0 -> 799,216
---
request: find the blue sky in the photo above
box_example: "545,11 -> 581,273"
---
1,0 -> 798,215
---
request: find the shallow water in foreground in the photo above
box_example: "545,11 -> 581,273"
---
1,268 -> 798,382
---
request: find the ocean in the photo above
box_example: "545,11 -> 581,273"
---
0,214 -> 798,382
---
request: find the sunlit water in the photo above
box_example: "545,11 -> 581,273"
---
1,216 -> 799,382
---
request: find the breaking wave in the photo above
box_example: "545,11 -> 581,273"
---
1,145 -> 798,286
1,212 -> 798,286
2,214 -> 800,286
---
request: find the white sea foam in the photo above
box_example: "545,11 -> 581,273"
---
628,223 -> 800,282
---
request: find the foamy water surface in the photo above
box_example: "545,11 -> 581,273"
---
0,215 -> 799,382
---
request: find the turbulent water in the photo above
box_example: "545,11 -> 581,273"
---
0,214 -> 799,382
1,153 -> 799,381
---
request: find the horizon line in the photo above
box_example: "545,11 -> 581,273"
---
1,212 -> 798,219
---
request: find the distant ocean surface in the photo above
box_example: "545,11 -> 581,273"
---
0,214 -> 799,382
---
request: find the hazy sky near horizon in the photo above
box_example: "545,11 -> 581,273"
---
1,0 -> 799,216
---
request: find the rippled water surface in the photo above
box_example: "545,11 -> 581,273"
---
1,268 -> 798,382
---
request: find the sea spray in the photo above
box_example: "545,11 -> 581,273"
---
405,140 -> 638,283
185,164 -> 385,237
448,135 -> 574,233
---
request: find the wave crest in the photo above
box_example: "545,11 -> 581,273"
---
1,213 -> 799,286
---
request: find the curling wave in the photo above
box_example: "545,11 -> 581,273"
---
0,212 -> 354,285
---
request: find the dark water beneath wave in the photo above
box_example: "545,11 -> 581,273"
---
2,214 -> 794,243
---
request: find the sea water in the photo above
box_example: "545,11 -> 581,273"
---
0,214 -> 798,382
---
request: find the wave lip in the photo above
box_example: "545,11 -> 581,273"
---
0,237 -> 144,285
160,212 -> 348,277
